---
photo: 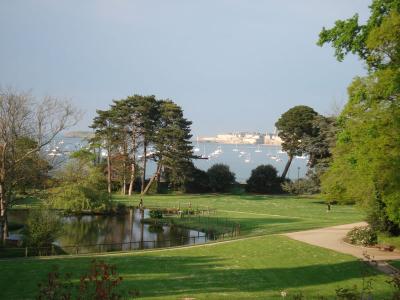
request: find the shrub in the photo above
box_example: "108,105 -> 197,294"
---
115,203 -> 128,215
207,164 -> 236,193
346,226 -> 378,246
282,178 -> 319,195
36,260 -> 138,299
366,199 -> 400,235
184,166 -> 211,193
246,165 -> 282,194
24,208 -> 62,248
49,185 -> 110,213
149,210 -> 163,219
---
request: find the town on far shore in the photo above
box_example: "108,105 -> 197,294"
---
198,132 -> 282,145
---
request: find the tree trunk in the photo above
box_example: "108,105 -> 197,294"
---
128,135 -> 137,196
121,142 -> 127,195
0,181 -> 8,244
141,143 -> 147,194
281,154 -> 294,179
107,147 -> 112,195
128,161 -> 136,196
142,164 -> 162,195
156,166 -> 162,193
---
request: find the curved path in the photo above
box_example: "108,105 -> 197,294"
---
284,222 -> 400,275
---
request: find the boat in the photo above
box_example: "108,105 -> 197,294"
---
193,136 -> 200,152
232,144 -> 239,152
255,145 -> 262,153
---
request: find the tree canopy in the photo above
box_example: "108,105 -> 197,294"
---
319,0 -> 400,233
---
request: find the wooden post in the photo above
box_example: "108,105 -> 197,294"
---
25,247 -> 28,257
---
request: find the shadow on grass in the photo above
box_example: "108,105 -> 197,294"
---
15,255 -> 386,299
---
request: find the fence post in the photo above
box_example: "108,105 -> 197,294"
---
76,246 -> 79,255
25,247 -> 28,257
51,245 -> 55,256
193,236 -> 196,244
153,240 -> 156,249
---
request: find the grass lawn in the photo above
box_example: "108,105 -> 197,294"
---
390,260 -> 400,270
0,235 -> 394,299
114,194 -> 365,236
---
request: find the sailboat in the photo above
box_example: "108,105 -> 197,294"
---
193,136 -> 200,152
255,145 -> 262,153
201,145 -> 208,159
232,144 -> 239,152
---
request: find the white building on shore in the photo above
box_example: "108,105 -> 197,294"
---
199,131 -> 282,145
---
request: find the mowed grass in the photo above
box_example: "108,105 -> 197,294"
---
114,194 -> 365,236
0,235 -> 393,299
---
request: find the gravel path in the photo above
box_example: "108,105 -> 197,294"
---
284,222 -> 400,275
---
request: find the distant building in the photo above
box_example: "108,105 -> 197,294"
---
198,131 -> 281,145
264,132 -> 282,145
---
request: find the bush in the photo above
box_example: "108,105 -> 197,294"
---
149,210 -> 163,219
115,203 -> 128,215
207,164 -> 236,193
366,199 -> 400,235
346,226 -> 377,246
281,178 -> 319,195
24,208 -> 62,248
246,165 -> 282,194
184,166 -> 211,193
36,260 -> 138,299
48,185 -> 110,213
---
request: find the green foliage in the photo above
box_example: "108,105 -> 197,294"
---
23,208 -> 62,248
91,95 -> 194,194
149,209 -> 163,219
183,164 -> 211,193
246,165 -> 282,194
321,69 -> 400,228
49,185 -> 109,213
317,0 -> 400,70
207,164 -> 236,193
275,105 -> 318,157
275,105 -> 326,179
320,4 -> 400,233
281,178 -> 319,195
346,226 -> 378,247
49,152 -> 110,213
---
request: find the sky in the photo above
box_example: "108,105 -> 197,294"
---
0,0 -> 371,136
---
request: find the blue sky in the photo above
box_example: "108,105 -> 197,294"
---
0,0 -> 370,136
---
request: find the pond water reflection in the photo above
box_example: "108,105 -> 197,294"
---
9,209 -> 207,254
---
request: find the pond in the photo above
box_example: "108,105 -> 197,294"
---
8,209 -> 207,254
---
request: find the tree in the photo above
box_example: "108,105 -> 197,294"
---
207,164 -> 235,193
23,207 -> 62,248
0,88 -> 80,242
91,109 -> 119,195
49,149 -> 109,213
146,100 -> 194,193
275,105 -> 318,179
319,1 -> 400,233
183,164 -> 211,193
317,0 -> 400,70
91,96 -> 194,196
246,165 -> 282,194
321,70 -> 400,232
